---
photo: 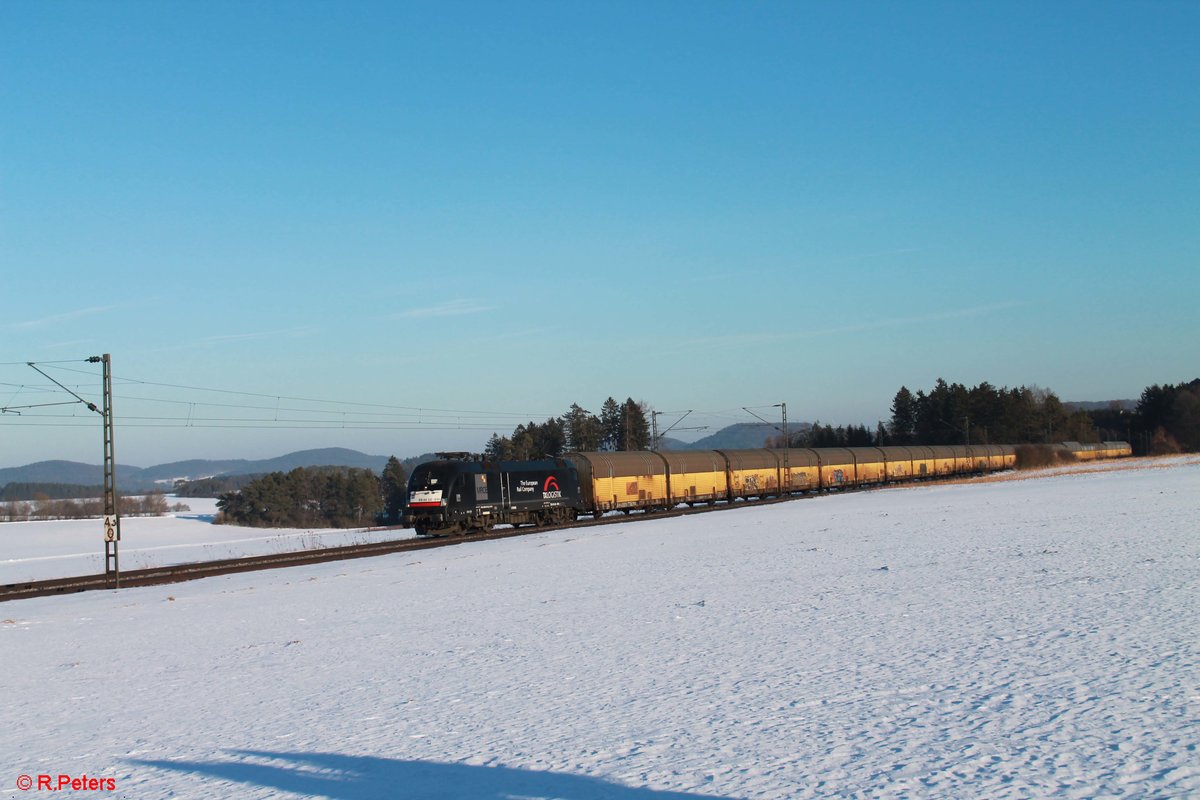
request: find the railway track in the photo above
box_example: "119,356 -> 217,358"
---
0,526 -> 528,602
1,497 -> 805,603
3,470 -> 1026,604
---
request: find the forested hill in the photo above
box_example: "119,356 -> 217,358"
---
0,448 -> 392,492
674,422 -> 812,451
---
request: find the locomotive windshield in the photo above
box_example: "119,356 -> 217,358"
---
408,462 -> 463,508
409,466 -> 445,491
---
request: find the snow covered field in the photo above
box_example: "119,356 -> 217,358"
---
0,498 -> 417,584
3,457 -> 1197,799
0,457 -> 1166,585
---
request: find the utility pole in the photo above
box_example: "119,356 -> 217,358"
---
743,402 -> 790,490
650,410 -> 704,452
781,402 -> 789,488
24,355 -> 120,587
95,355 -> 120,587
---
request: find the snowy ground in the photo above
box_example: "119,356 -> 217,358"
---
0,457 -> 1163,585
0,498 -> 416,584
2,456 -> 1197,799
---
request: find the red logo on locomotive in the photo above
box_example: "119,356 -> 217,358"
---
543,476 -> 562,498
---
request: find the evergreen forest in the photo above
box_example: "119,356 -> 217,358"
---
482,380 -> 1200,458
215,458 -> 409,529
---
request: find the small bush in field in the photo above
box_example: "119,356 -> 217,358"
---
1015,444 -> 1077,469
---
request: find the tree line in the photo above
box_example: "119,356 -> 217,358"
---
864,378 -> 1196,454
215,457 -> 408,528
883,380 -> 1105,447
481,380 -> 1198,457
484,397 -> 651,460
1128,378 -> 1200,453
173,474 -> 262,497
481,385 -> 1127,456
1,493 -> 187,523
1,482 -> 108,502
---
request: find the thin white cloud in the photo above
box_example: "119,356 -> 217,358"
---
8,305 -> 122,331
395,299 -> 495,319
198,327 -> 317,344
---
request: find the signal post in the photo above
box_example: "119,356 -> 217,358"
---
94,354 -> 121,588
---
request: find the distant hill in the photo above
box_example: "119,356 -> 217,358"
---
138,448 -> 392,482
1064,399 -> 1137,412
0,448 -> 394,492
0,460 -> 145,488
3,420 -> 866,496
665,422 -> 811,451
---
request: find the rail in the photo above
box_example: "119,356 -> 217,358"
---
2,467 -> 1038,603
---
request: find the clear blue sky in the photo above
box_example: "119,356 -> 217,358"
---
2,1 -> 1197,467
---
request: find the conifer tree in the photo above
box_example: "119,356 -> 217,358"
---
620,398 -> 650,450
485,433 -> 513,460
889,386 -> 917,444
600,397 -> 622,451
564,404 -> 603,452
380,456 -> 408,523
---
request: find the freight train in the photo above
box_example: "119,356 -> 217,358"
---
403,441 -> 1131,536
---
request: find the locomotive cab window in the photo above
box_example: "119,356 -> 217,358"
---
411,472 -> 442,490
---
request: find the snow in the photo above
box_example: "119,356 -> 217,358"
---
0,498 -> 416,583
2,457 -> 1198,799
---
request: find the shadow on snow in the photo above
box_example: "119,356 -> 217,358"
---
129,750 -> 739,799
174,513 -> 216,523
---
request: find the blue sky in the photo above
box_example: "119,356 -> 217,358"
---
2,1 -> 1197,467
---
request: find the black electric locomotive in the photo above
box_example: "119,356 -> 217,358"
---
404,453 -> 584,536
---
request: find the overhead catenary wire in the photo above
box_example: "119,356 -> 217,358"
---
39,364 -> 553,418
0,359 -> 95,366
2,362 -> 800,437
0,361 -> 562,433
